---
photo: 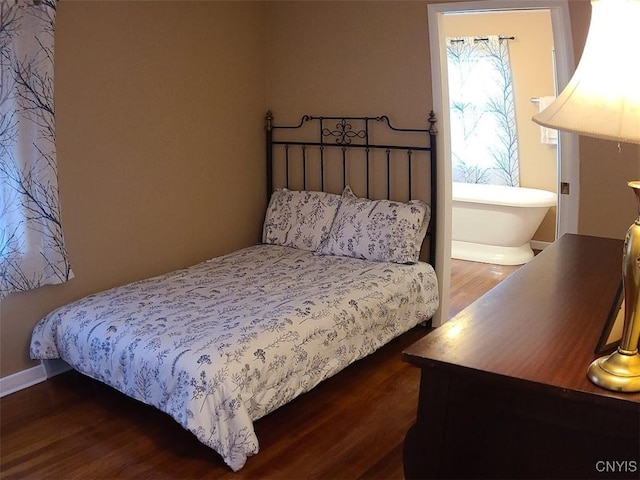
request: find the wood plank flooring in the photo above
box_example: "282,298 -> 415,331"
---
0,259 -> 519,479
449,259 -> 521,318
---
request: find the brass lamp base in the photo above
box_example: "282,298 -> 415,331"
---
587,349 -> 640,392
586,181 -> 640,393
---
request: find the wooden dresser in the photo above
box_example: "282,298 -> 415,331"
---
403,234 -> 640,479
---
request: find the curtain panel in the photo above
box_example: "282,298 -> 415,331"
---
0,0 -> 72,300
446,35 -> 520,187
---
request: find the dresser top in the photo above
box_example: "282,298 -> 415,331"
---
405,234 -> 640,405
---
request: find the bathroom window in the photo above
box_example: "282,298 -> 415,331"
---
447,35 -> 520,187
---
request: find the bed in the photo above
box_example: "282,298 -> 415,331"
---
30,111 -> 439,471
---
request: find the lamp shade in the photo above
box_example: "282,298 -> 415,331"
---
532,0 -> 640,144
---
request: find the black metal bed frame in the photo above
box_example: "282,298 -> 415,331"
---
265,111 -> 438,263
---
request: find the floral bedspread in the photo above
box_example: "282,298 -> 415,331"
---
30,244 -> 439,471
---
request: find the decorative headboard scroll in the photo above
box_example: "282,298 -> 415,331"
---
265,111 -> 438,263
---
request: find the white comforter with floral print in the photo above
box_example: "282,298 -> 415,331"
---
30,244 -> 438,471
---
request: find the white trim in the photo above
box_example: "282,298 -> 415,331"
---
0,364 -> 47,398
547,2 -> 580,237
428,4 -> 452,327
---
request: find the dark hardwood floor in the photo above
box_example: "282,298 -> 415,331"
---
0,259 -> 519,479
449,258 -> 521,318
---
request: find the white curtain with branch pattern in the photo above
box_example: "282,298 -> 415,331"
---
447,35 -> 520,186
0,0 -> 72,300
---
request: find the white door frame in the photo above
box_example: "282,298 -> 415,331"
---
428,0 -> 579,327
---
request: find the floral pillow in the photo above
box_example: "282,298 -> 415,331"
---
262,188 -> 342,252
319,186 -> 430,264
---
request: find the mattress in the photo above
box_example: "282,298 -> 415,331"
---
30,244 -> 439,471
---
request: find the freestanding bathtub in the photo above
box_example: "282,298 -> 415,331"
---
451,182 -> 557,265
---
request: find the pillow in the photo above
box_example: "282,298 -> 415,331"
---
319,186 -> 430,263
262,188 -> 342,252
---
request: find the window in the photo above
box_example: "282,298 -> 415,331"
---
0,0 -> 72,299
447,35 -> 520,186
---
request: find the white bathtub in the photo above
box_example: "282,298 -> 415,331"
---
451,182 -> 557,265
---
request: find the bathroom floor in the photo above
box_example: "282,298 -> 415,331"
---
449,259 -> 522,318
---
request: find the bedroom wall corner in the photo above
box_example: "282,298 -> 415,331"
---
0,0 -> 267,381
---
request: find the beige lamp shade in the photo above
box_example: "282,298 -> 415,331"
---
532,0 -> 640,144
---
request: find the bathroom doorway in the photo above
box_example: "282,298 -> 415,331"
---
427,0 -> 579,327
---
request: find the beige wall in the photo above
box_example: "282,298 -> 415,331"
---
442,10 -> 557,242
0,0 -> 267,377
2,0 -> 638,381
569,1 -> 640,238
266,1 -> 432,128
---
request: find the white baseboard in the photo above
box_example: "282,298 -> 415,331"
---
531,240 -> 552,252
0,359 -> 72,398
0,364 -> 47,398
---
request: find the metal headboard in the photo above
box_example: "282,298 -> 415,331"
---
265,111 -> 438,263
